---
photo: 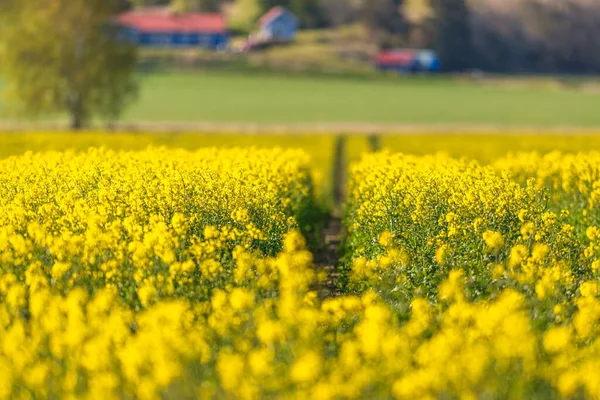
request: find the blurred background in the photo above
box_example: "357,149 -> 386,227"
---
0,0 -> 599,132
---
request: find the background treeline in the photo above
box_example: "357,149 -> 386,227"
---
126,0 -> 600,73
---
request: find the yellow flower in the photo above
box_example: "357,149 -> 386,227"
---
51,262 -> 70,280
378,230 -> 393,247
217,352 -> 245,391
438,270 -> 465,302
586,226 -> 600,241
492,264 -> 505,279
473,217 -> 484,232
518,209 -> 528,223
580,281 -> 598,298
291,351 -> 321,384
435,244 -> 449,265
248,349 -> 272,376
283,230 -> 306,253
203,225 -> 219,239
137,283 -> 158,307
483,230 -> 504,252
520,222 -> 535,240
557,372 -> 579,398
257,319 -> 284,345
229,288 -> 254,311
170,213 -> 186,235
543,326 -> 572,353
351,257 -> 369,278
531,243 -> 550,262
553,304 -> 563,315
509,245 -> 528,268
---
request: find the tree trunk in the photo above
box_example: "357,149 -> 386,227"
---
69,94 -> 84,131
70,112 -> 83,130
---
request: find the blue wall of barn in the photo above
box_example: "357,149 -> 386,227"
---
127,29 -> 228,49
261,12 -> 298,42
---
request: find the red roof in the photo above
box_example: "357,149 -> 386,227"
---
376,50 -> 417,65
259,6 -> 285,27
117,10 -> 226,34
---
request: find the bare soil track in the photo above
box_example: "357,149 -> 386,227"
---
2,121 -> 600,135
315,217 -> 343,298
315,136 -> 347,298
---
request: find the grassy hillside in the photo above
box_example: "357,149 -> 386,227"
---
239,25 -> 376,74
136,25 -> 375,74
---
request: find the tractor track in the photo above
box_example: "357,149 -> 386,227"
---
315,136 -> 346,298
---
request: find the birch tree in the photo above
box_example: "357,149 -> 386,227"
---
0,0 -> 138,129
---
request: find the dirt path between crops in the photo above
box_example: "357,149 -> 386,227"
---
315,217 -> 343,298
2,121 -> 600,135
315,137 -> 346,298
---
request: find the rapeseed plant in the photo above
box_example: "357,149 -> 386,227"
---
0,145 -> 599,398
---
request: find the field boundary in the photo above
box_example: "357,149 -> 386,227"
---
2,121 -> 600,135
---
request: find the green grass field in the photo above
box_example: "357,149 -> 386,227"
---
2,72 -> 600,128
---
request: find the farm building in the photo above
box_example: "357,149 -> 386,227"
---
117,9 -> 228,50
375,49 -> 440,73
258,6 -> 299,43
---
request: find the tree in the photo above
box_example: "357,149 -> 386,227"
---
403,0 -> 436,48
0,0 -> 138,129
319,0 -> 362,27
290,0 -> 325,28
433,0 -> 472,72
130,0 -> 169,7
520,0 -> 600,74
362,0 -> 408,49
230,0 -> 262,31
170,0 -> 221,13
257,0 -> 326,28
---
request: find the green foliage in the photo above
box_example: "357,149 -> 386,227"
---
131,0 -> 219,12
258,0 -> 327,28
170,0 -> 221,12
433,0 -> 472,71
230,0 -> 262,31
403,0 -> 436,48
130,0 -> 169,7
361,0 -> 408,48
0,0 -> 138,129
520,0 -> 600,73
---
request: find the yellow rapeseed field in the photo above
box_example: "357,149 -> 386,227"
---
383,133 -> 600,162
344,150 -> 600,399
1,133 -> 600,399
0,132 -> 346,207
